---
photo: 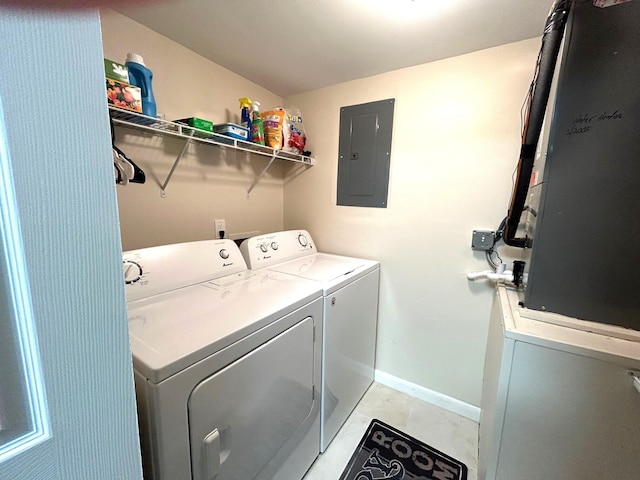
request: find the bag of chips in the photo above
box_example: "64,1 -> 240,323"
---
263,108 -> 286,149
283,107 -> 307,154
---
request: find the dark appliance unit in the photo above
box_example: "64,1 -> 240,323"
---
519,0 -> 640,330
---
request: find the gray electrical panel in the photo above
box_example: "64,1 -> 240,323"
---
524,0 -> 640,330
337,98 -> 394,208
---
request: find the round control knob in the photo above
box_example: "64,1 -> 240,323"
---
298,234 -> 308,247
260,243 -> 269,253
123,260 -> 143,284
271,242 -> 279,250
219,249 -> 230,259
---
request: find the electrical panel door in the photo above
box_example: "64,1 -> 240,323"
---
337,99 -> 394,208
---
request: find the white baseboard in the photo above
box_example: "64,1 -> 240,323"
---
374,370 -> 481,422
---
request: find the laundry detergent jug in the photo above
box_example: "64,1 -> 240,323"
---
125,53 -> 156,118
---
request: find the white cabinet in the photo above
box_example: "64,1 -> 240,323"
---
479,286 -> 640,480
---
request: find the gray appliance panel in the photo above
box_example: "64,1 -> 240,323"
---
525,0 -> 640,329
337,98 -> 394,208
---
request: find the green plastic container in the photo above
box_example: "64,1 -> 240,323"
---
176,117 -> 214,133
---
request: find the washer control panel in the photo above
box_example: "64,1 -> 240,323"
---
123,260 -> 143,285
239,230 -> 316,270
123,239 -> 247,302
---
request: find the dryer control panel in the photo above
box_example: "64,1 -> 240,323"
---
240,230 -> 316,269
123,239 -> 247,302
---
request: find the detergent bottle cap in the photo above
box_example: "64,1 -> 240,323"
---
126,52 -> 146,66
252,101 -> 261,110
239,97 -> 252,108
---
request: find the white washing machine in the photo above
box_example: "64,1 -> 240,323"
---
123,239 -> 323,480
240,230 -> 379,452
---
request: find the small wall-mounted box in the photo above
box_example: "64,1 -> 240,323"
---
472,230 -> 496,251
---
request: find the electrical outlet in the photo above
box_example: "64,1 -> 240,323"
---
471,230 -> 495,251
214,219 -> 226,239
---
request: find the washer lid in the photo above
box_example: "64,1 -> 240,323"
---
269,253 -> 379,294
128,272 -> 322,383
270,254 -> 364,282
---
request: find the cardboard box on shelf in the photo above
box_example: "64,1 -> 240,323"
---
104,58 -> 130,83
214,123 -> 249,141
176,117 -> 214,133
106,78 -> 142,113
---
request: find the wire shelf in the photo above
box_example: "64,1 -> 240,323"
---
109,106 -> 315,166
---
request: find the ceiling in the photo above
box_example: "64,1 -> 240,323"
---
113,0 -> 553,97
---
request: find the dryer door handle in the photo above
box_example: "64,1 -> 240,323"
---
203,428 -> 221,479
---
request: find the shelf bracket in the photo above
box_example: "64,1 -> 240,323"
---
246,151 -> 278,196
160,131 -> 194,197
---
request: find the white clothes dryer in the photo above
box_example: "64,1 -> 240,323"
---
240,230 -> 379,452
123,239 -> 323,480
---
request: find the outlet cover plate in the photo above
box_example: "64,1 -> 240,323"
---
214,219 -> 226,239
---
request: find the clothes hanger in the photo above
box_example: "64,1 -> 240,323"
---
114,162 -> 122,184
113,147 -> 134,182
113,144 -> 145,184
110,116 -> 146,184
113,147 -> 129,185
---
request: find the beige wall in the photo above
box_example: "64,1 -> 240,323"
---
100,8 -> 286,250
283,38 -> 540,406
102,6 -> 540,407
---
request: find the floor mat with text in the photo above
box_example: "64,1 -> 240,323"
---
339,419 -> 468,480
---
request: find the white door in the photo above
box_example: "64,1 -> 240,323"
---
0,8 -> 142,480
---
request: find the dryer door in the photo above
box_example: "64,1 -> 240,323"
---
188,316 -> 315,480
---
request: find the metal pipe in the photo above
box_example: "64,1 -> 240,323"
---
504,0 -> 571,247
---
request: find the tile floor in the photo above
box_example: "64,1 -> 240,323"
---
302,382 -> 479,480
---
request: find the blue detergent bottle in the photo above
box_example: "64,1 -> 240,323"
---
125,53 -> 157,118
